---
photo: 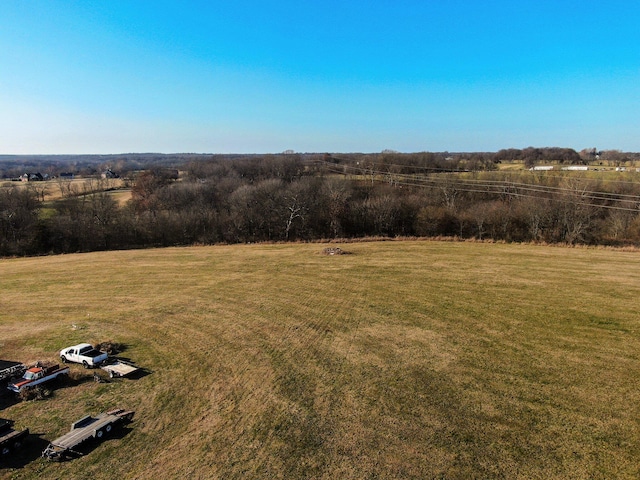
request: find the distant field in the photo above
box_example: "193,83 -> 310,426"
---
0,178 -> 129,203
1,241 -> 640,479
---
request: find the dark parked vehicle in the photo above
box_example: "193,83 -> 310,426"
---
0,418 -> 28,457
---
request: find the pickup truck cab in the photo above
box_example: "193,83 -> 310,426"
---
60,344 -> 108,368
8,364 -> 69,393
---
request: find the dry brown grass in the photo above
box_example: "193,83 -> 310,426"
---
0,178 -> 129,204
1,241 -> 640,479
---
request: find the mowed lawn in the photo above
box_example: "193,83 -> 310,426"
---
1,241 -> 640,479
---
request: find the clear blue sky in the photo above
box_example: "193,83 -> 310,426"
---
1,1 -> 638,154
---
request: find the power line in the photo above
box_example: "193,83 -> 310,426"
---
317,161 -> 640,213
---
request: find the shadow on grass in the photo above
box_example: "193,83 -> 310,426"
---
0,389 -> 19,411
125,367 -> 152,381
0,432 -> 49,470
51,371 -> 97,392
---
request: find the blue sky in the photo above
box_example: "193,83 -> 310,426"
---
1,1 -> 638,154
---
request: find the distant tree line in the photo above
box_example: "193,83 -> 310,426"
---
1,150 -> 640,256
2,148 -> 639,180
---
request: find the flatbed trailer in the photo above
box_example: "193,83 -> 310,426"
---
100,358 -> 140,378
42,408 -> 134,461
0,418 -> 29,457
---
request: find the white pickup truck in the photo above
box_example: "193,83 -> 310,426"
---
60,344 -> 108,368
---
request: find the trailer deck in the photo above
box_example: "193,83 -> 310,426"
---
42,409 -> 134,460
100,358 -> 140,378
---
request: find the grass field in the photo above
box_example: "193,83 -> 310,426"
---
1,240 -> 640,479
0,178 -> 130,204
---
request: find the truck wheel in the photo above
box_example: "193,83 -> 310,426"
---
13,440 -> 22,450
82,361 -> 89,369
1,446 -> 10,455
60,355 -> 67,363
105,424 -> 112,433
96,429 -> 104,439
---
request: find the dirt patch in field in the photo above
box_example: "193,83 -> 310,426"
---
95,340 -> 126,355
321,247 -> 352,256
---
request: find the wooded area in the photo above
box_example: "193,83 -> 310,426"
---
1,149 -> 640,257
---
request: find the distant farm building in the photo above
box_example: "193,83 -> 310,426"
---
20,172 -> 44,182
529,166 -> 554,171
562,166 -> 589,171
101,169 -> 120,179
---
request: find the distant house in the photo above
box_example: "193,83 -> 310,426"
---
101,169 -> 119,179
20,172 -> 44,182
562,166 -> 589,171
529,166 -> 554,171
59,172 -> 75,180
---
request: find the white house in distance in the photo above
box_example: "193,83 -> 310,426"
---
562,166 -> 589,171
529,166 -> 554,171
529,165 -> 591,171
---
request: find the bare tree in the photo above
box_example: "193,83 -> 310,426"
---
321,178 -> 351,238
439,176 -> 459,211
56,176 -> 75,198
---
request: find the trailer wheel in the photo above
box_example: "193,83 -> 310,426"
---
82,361 -> 89,369
1,446 -> 10,455
13,440 -> 22,450
96,429 -> 104,439
109,370 -> 115,378
105,424 -> 113,433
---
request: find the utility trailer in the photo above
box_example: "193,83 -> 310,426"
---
100,358 -> 140,378
0,361 -> 26,383
0,418 -> 29,457
42,408 -> 134,461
